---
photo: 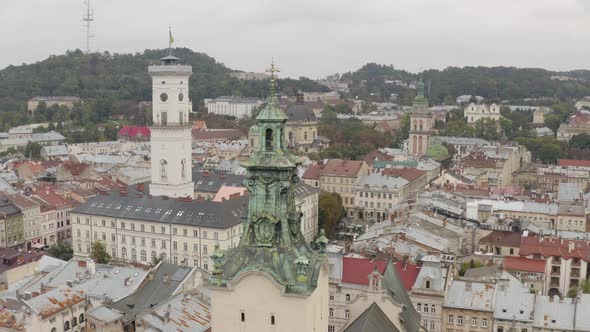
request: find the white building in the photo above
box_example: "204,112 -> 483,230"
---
464,101 -> 501,124
148,54 -> 194,198
205,96 -> 262,118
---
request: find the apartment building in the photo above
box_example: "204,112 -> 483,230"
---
519,236 -> 590,297
317,159 -> 371,216
441,280 -> 496,332
71,190 -> 246,272
5,194 -> 42,249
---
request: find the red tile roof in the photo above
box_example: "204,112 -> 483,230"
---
302,164 -> 322,180
342,257 -> 388,285
62,162 -> 90,176
558,159 -> 590,168
321,159 -> 366,178
519,236 -> 590,261
502,256 -> 546,273
341,257 -> 419,291
117,126 -> 150,138
479,231 -> 522,247
392,261 -> 421,291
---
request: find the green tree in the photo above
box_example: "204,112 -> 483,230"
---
582,279 -> 590,294
474,118 -> 500,141
444,119 -> 473,137
539,143 -> 563,164
47,241 -> 74,261
318,191 -> 345,238
90,241 -> 111,264
570,134 -> 590,150
544,113 -> 562,134
24,142 -> 42,159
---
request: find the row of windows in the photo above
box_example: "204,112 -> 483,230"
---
357,191 -> 398,199
75,217 -> 234,239
447,315 -> 487,328
416,303 -> 436,313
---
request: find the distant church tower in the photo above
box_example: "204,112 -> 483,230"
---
148,42 -> 194,198
208,63 -> 329,332
408,80 -> 433,156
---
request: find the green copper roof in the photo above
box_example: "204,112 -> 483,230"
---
413,79 -> 429,108
256,102 -> 288,121
210,63 -> 324,296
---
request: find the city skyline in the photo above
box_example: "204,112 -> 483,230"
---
1,0 -> 589,78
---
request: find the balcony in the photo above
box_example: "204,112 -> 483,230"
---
571,270 -> 580,278
551,269 -> 561,277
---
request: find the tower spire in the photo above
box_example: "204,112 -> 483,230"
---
265,59 -> 280,103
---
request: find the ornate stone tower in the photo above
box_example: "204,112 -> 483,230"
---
148,47 -> 194,198
409,80 -> 433,156
208,63 -> 329,332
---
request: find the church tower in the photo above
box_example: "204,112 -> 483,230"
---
208,63 -> 329,332
148,43 -> 194,198
409,80 -> 433,156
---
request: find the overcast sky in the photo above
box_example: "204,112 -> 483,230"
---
1,0 -> 589,78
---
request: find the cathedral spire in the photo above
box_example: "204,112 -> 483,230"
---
265,59 -> 280,104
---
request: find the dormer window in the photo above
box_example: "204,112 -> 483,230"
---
425,280 -> 431,289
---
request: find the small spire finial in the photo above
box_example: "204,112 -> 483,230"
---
168,25 -> 174,56
266,59 -> 280,102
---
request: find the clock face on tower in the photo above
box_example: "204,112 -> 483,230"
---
178,92 -> 184,102
160,93 -> 168,102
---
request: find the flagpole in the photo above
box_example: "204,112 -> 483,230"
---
168,25 -> 172,56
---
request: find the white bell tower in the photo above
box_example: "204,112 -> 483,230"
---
148,48 -> 194,198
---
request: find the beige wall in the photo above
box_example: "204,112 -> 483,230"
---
441,307 -> 493,332
210,265 -> 329,332
72,213 -> 242,272
556,214 -> 586,232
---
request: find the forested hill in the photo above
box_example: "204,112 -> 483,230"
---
0,48 -> 328,112
340,63 -> 590,104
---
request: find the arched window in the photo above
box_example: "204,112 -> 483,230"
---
265,128 -> 274,151
79,314 -> 85,323
419,120 -> 423,131
131,248 -> 137,261
345,294 -> 351,302
413,120 -> 418,130
418,136 -> 423,154
425,280 -> 431,289
72,317 -> 78,327
304,131 -> 308,140
241,312 -> 246,322
329,308 -> 334,317
181,159 -> 186,179
160,159 -> 168,180
64,321 -> 70,331
51,329 -> 56,332
345,310 -> 350,319
121,247 -> 127,259
141,250 -> 146,262
412,136 -> 417,155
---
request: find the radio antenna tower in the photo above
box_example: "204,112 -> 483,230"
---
83,0 -> 95,53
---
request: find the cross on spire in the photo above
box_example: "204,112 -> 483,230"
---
266,59 -> 280,101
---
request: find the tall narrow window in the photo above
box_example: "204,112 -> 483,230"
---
161,111 -> 168,126
181,159 -> 186,179
265,128 -> 274,151
241,312 -> 245,322
271,315 -> 275,325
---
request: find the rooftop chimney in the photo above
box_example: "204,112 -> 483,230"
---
86,258 -> 96,274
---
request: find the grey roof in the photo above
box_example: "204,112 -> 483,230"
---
343,302 -> 400,332
20,259 -> 148,302
109,262 -> 193,325
193,171 -> 246,193
294,182 -> 320,199
206,96 -> 261,104
357,172 -> 409,190
444,280 -> 496,312
533,295 -> 575,330
435,136 -> 490,146
31,131 -> 65,142
413,257 -> 446,291
138,292 -> 211,332
494,275 -> 535,323
558,204 -> 585,216
24,285 -> 84,317
88,306 -> 124,323
558,183 -> 582,202
72,189 -> 246,229
286,104 -> 316,122
383,261 -> 421,332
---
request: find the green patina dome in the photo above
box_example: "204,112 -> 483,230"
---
426,143 -> 449,162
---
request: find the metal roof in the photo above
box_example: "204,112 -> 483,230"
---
72,190 -> 246,229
